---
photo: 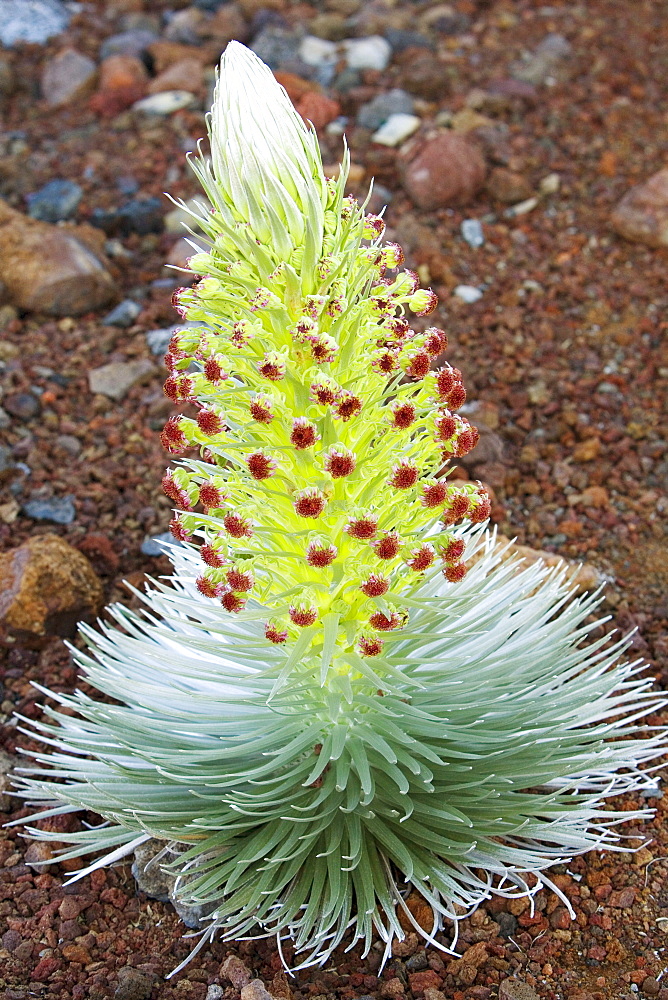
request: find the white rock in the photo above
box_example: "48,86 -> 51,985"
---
461,218 -> 484,247
453,284 -> 483,304
371,112 -> 420,147
539,172 -> 560,195
504,196 -> 538,218
343,35 -> 392,72
132,90 -> 195,115
0,0 -> 69,47
299,35 -> 337,67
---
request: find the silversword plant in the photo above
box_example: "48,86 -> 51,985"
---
16,42 -> 665,971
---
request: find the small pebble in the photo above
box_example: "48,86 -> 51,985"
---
371,112 -> 420,147
343,35 -> 392,71
132,91 -> 196,115
23,495 -> 76,525
102,299 -> 141,328
251,26 -> 303,71
454,284 -> 483,303
206,988 -> 225,1000
539,172 -> 560,195
92,198 -> 164,237
461,218 -> 484,247
26,179 -> 82,223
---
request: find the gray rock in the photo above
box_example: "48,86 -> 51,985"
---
114,966 -> 154,1000
357,88 -> 414,130
0,0 -> 69,47
26,179 -> 82,223
132,839 -> 175,902
460,218 -> 484,248
141,532 -> 175,556
206,987 -> 224,1000
511,32 -> 572,87
383,28 -> 432,53
495,911 -> 518,939
4,392 -> 40,421
99,29 -> 158,61
41,48 -> 97,107
0,749 -> 14,811
91,198 -> 164,237
173,896 -> 216,929
498,979 -> 539,1000
252,26 -> 305,71
0,408 -> 10,430
146,326 -> 177,356
88,359 -> 155,401
55,434 -> 82,457
23,494 -> 75,524
102,299 -> 141,328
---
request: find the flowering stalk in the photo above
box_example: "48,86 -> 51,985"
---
161,41 -> 488,662
15,42 -> 666,972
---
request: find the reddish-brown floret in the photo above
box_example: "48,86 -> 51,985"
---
306,542 -> 337,567
389,462 -> 419,490
160,416 -> 187,454
435,367 -> 462,399
311,382 -> 337,406
435,414 -> 458,442
369,610 -> 402,631
162,473 -> 189,508
406,352 -> 431,380
265,622 -> 288,643
440,538 -> 466,564
247,452 -> 276,480
196,576 -> 223,599
444,562 -> 467,583
373,532 -> 401,560
334,392 -> 362,422
358,636 -> 384,657
258,356 -> 285,381
469,493 -> 492,523
441,494 -> 471,525
345,516 -> 378,540
324,449 -> 356,478
446,385 -> 467,410
169,517 -> 191,541
390,403 -> 416,430
360,574 -> 390,597
406,545 -> 435,572
226,567 -> 254,592
221,591 -> 247,613
223,513 -> 253,538
294,489 -> 327,519
454,427 -> 480,457
291,418 -> 319,450
424,327 -> 448,356
204,356 -> 225,382
199,483 -> 225,511
373,350 -> 399,374
197,409 -> 223,435
289,605 -> 318,627
421,482 -> 448,508
249,398 -> 274,423
201,544 -> 225,568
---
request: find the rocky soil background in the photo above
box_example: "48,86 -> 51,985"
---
0,0 -> 667,997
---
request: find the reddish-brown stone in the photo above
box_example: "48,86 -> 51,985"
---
400,132 -> 486,209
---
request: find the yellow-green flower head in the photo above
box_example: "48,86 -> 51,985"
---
164,41 -> 489,681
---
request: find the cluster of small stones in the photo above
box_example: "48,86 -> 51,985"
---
161,190 -> 489,660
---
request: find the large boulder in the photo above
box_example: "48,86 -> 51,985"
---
0,200 -> 116,316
